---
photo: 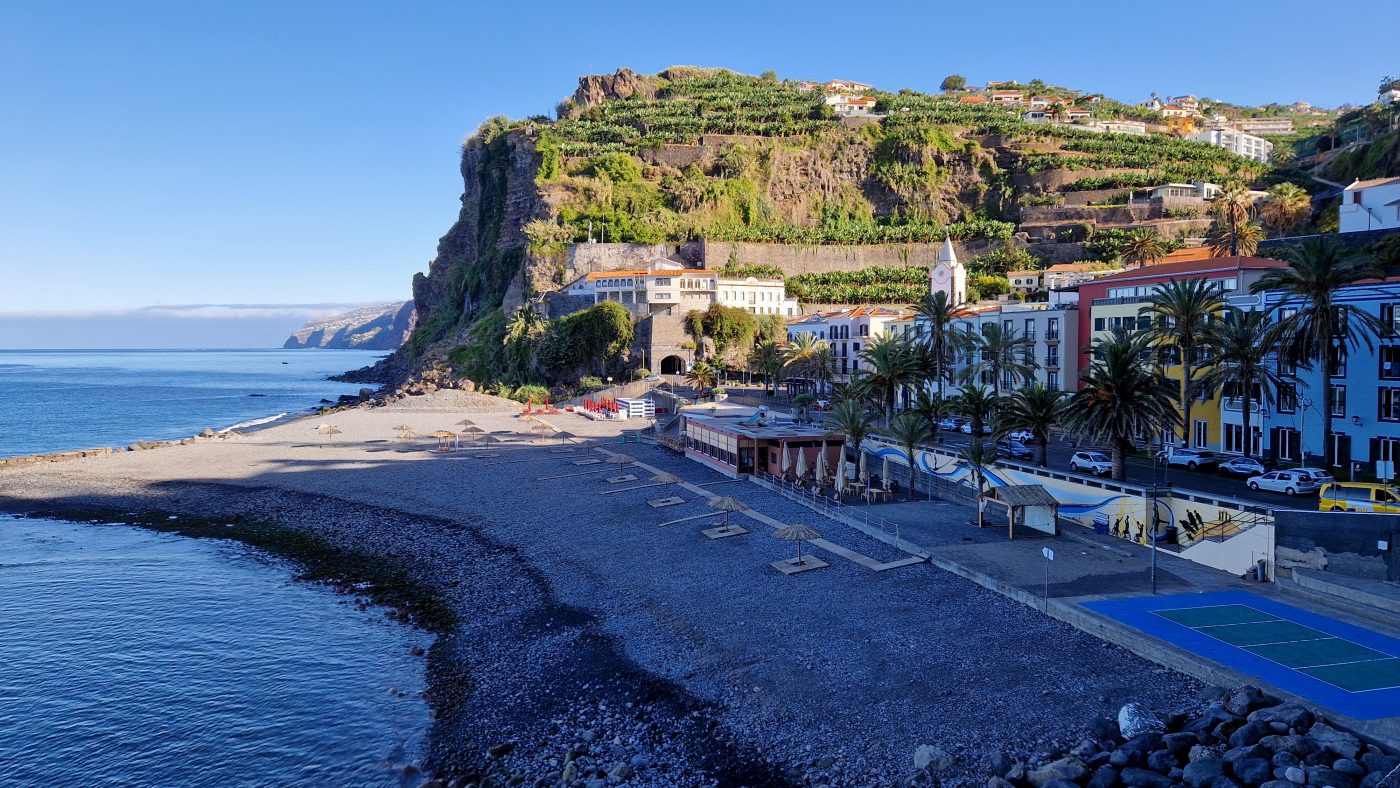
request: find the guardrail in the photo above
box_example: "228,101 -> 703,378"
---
748,471 -> 925,555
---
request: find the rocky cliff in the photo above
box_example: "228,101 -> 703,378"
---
284,301 -> 415,350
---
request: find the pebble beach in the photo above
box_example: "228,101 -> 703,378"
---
0,390 -> 1210,786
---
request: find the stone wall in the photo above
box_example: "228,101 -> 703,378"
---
700,240 -> 972,275
1020,204 -> 1156,226
634,313 -> 695,372
1274,509 -> 1400,581
565,243 -> 678,280
1061,188 -> 1133,206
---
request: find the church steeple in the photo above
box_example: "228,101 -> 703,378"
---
938,237 -> 959,267
930,238 -> 966,305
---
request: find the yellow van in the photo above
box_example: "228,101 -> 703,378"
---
1318,482 -> 1400,513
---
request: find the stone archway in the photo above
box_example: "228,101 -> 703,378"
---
659,355 -> 686,375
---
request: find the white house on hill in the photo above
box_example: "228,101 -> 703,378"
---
1340,177 -> 1400,233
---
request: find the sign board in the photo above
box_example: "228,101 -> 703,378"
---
1042,547 -> 1055,561
1380,540 -> 1391,551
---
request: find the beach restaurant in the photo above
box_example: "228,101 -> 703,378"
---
681,410 -> 844,479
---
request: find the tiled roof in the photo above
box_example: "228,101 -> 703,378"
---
1046,263 -> 1114,273
1346,177 -> 1400,190
1084,256 -> 1286,286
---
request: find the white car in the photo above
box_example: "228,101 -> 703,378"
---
1070,451 -> 1113,477
1246,470 -> 1324,496
959,421 -> 993,435
1007,429 -> 1035,443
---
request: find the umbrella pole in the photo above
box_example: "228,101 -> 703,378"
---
796,539 -> 804,565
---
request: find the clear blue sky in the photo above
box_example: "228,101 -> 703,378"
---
1,1 -> 1395,337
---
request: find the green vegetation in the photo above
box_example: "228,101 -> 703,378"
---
786,266 -> 929,304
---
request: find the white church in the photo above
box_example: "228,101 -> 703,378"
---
928,237 -> 966,305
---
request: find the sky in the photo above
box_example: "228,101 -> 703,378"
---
2,0 -> 1397,347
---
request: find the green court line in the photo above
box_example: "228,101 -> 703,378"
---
1246,638 -> 1394,669
1301,659 -> 1400,693
1154,604 -> 1280,628
1196,620 -> 1330,647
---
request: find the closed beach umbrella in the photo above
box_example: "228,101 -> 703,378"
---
858,449 -> 867,483
814,442 -> 828,485
707,496 -> 747,533
316,423 -> 342,445
835,451 -> 848,495
774,523 -> 822,566
781,443 -> 792,476
795,447 -> 808,479
881,455 -> 890,488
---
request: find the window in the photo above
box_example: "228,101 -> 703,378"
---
1276,428 -> 1300,461
1047,317 -> 1060,340
1383,304 -> 1400,336
1194,420 -> 1208,449
1330,385 -> 1346,417
1278,383 -> 1298,414
1380,388 -> 1400,421
1047,346 -> 1060,367
654,292 -> 670,299
1382,347 -> 1400,380
1003,320 -> 1013,334
1094,317 -> 1105,331
1024,318 -> 1035,339
1352,191 -> 1362,205
859,324 -> 869,337
654,278 -> 670,286
1330,344 -> 1347,377
1330,433 -> 1351,467
1047,371 -> 1059,389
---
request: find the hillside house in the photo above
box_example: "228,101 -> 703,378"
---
1169,95 -> 1201,112
991,90 -> 1025,105
1237,117 -> 1294,135
824,79 -> 872,93
1190,127 -> 1273,163
563,260 -> 799,316
1100,119 -> 1147,135
958,95 -> 989,105
1339,177 -> 1400,233
1381,89 -> 1400,105
824,94 -> 878,116
1065,107 -> 1093,121
1160,105 -> 1194,118
796,81 -> 820,92
1007,270 -> 1043,294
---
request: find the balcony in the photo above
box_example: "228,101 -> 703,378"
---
1091,296 -> 1147,306
1045,330 -> 1060,341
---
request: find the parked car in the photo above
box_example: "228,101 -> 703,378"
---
1161,448 -> 1219,470
643,374 -> 662,383
1217,457 -> 1267,477
1246,470 -> 1324,496
1295,468 -> 1335,487
938,417 -> 967,432
810,399 -> 831,411
1007,429 -> 1035,443
995,439 -> 1033,461
959,421 -> 993,435
1070,451 -> 1113,477
1319,482 -> 1400,513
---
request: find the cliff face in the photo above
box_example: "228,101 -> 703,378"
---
283,302 -> 415,350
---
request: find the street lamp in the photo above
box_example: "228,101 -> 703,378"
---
1299,396 -> 1313,469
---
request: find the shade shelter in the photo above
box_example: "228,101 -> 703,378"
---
987,485 -> 1060,540
429,430 -> 457,451
316,423 -> 342,445
771,524 -> 828,575
706,496 -> 747,534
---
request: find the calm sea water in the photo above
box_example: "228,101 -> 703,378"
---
0,515 -> 432,786
0,349 -> 384,457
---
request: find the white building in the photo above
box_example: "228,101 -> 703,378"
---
1190,127 -> 1273,163
1099,119 -> 1147,135
824,79 -> 872,93
1150,181 -> 1221,200
785,306 -> 905,381
564,260 -> 799,315
1339,177 -> 1400,233
945,302 -> 1081,393
1042,262 -> 1123,293
929,237 -> 967,306
1236,117 -> 1294,135
1006,270 -> 1043,294
824,94 -> 878,116
1380,89 -> 1400,106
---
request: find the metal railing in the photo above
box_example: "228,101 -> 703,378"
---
749,471 -> 912,549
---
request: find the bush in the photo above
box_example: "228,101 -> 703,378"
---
632,367 -> 651,380
511,384 -> 550,403
579,376 -> 605,390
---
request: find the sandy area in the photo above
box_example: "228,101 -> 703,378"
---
0,391 -> 1204,786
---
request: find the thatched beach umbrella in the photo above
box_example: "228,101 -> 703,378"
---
795,447 -> 808,480
429,429 -> 456,451
316,423 -> 342,445
393,423 -> 416,440
707,496 -> 747,533
554,430 -> 575,444
774,523 -> 822,565
650,471 -> 682,495
456,418 -> 475,427
607,453 -> 635,472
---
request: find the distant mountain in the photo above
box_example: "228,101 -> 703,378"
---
283,302 -> 415,350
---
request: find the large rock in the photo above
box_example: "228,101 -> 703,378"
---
1119,704 -> 1168,739
1231,721 -> 1277,749
1223,687 -> 1271,717
1121,766 -> 1175,787
1260,735 -> 1319,758
1232,757 -> 1274,786
1087,765 -> 1119,788
1307,722 -> 1363,760
283,301 -> 416,350
1088,717 -> 1122,742
1028,757 -> 1090,786
1184,758 -> 1227,787
1361,753 -> 1400,774
1305,766 -> 1357,788
1248,704 -> 1314,732
914,745 -> 952,773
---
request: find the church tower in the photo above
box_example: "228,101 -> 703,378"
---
929,237 -> 966,305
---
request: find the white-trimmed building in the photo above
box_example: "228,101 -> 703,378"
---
1340,177 -> 1400,233
1237,117 -> 1294,135
824,94 -> 878,116
1191,127 -> 1274,163
563,260 -> 799,315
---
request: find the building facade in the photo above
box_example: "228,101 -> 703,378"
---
1340,177 -> 1400,234
564,260 -> 799,316
1190,127 -> 1274,163
785,306 -> 905,382
943,302 -> 1081,394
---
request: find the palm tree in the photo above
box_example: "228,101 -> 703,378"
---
959,323 -> 1037,398
685,360 -> 717,394
1250,239 -> 1386,467
781,332 -> 833,396
887,412 -> 931,501
1260,183 -> 1311,238
1121,228 -> 1168,268
913,291 -> 961,399
1212,183 -> 1256,256
826,398 -> 878,482
952,383 -> 999,437
1206,219 -> 1265,257
960,438 -> 998,528
1198,309 -> 1290,460
1064,329 -> 1180,481
854,333 -> 923,423
808,342 -> 835,396
998,383 -> 1065,467
1141,278 -> 1225,448
912,387 -> 951,445
748,339 -> 784,396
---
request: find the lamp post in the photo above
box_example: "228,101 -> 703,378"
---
1299,396 -> 1313,469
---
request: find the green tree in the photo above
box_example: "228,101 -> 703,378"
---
1213,183 -> 1256,256
685,360 -> 717,394
998,383 -> 1065,467
940,74 -> 967,93
827,399 -> 878,467
748,339 -> 784,396
887,412 -> 931,501
1064,330 -> 1180,481
960,438 -> 998,529
913,291 -> 963,399
502,306 -> 546,384
854,333 -> 924,422
1207,219 -> 1265,257
1198,309 -> 1290,460
959,323 -> 1037,398
1141,278 -> 1225,447
1250,239 -> 1386,467
951,383 -> 999,437
912,388 -> 952,445
1121,227 -> 1168,268
1260,183 -> 1311,237
782,332 -> 834,395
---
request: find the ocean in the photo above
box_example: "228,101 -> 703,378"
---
0,348 -> 385,457
0,515 -> 432,785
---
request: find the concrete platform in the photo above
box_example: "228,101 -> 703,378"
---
573,459 -> 602,466
702,525 -> 748,539
647,497 -> 685,508
771,557 -> 830,575
605,474 -> 638,484
1292,569 -> 1400,616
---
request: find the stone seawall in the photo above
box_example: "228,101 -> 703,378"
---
0,447 -> 115,468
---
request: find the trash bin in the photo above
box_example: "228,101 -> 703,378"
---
1255,558 -> 1269,582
